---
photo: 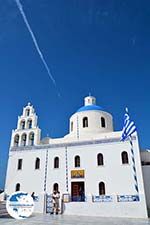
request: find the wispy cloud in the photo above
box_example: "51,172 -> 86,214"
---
14,0 -> 61,97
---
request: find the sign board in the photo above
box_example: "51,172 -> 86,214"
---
71,170 -> 84,178
117,195 -> 140,202
92,195 -> 113,202
6,191 -> 34,219
62,193 -> 70,203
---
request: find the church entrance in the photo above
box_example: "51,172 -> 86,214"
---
71,182 -> 85,202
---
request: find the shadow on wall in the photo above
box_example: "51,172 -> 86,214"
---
147,208 -> 150,217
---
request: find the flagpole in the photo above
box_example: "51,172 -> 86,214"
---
129,135 -> 139,195
121,107 -> 139,198
43,149 -> 49,213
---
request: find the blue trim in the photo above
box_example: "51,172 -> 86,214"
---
77,105 -> 103,112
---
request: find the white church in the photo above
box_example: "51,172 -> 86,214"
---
4,95 -> 150,218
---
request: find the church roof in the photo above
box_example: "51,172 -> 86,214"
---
77,105 -> 103,112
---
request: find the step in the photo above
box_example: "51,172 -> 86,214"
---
0,201 -> 8,216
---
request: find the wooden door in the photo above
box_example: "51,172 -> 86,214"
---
72,184 -> 79,197
71,182 -> 84,201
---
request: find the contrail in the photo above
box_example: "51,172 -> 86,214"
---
14,0 -> 61,97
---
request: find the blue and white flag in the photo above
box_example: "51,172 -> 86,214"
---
121,108 -> 137,141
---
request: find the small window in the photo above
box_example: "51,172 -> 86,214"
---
15,183 -> 20,191
142,161 -> 150,166
26,109 -> 30,116
35,158 -> 40,169
54,157 -> 59,168
29,132 -> 34,146
20,120 -> 25,129
99,182 -> 105,195
17,159 -> 23,170
21,133 -> 27,146
71,122 -> 73,132
97,153 -> 104,166
53,183 -> 59,192
14,134 -> 19,147
121,151 -> 129,164
83,117 -> 88,128
75,155 -> 80,167
28,120 -> 32,129
101,117 -> 106,128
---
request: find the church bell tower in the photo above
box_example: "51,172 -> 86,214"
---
10,103 -> 41,148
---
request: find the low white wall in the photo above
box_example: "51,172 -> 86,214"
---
142,166 -> 150,214
63,195 -> 147,218
33,193 -> 45,213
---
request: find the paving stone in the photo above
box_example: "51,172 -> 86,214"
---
0,214 -> 150,225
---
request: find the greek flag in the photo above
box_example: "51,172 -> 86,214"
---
121,108 -> 137,141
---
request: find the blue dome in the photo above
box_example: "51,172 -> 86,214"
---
77,105 -> 103,112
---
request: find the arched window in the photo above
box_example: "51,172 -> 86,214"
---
14,134 -> 19,147
27,120 -> 32,129
92,99 -> 95,104
15,183 -> 20,191
75,155 -> 80,167
121,151 -> 129,164
101,117 -> 106,128
29,132 -> 34,146
53,183 -> 59,192
71,121 -> 73,132
54,157 -> 59,169
21,133 -> 27,146
99,182 -> 105,195
35,158 -> 40,169
26,108 -> 30,116
97,153 -> 104,166
83,117 -> 88,128
20,120 -> 25,129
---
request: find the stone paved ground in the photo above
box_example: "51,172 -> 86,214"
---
0,214 -> 150,225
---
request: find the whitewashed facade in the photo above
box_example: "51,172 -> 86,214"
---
140,150 -> 150,215
5,96 -> 148,218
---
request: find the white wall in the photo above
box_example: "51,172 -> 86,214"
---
46,147 -> 67,194
63,197 -> 147,218
142,166 -> 150,212
63,137 -> 147,218
5,134 -> 148,218
5,150 -> 46,212
69,110 -> 113,138
140,151 -> 150,214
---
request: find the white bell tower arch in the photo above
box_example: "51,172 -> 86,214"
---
10,103 -> 41,148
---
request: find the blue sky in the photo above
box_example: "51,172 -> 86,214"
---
0,0 -> 150,189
